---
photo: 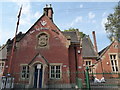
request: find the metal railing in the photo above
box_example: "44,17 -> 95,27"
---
0,71 -> 120,89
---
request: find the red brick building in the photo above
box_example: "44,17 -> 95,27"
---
94,39 -> 120,79
0,45 -> 7,76
3,5 -> 98,88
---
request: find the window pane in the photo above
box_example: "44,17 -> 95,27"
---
2,63 -> 4,66
51,69 -> 55,73
56,69 -> 60,73
116,67 -> 118,71
110,55 -> 112,59
56,66 -> 60,69
114,60 -> 117,65
50,65 -> 61,79
56,73 -> 60,78
26,74 -> 29,78
22,74 -> 25,78
51,74 -> 55,78
113,55 -> 116,59
111,60 -> 114,65
89,61 -> 91,65
21,66 -> 29,79
51,66 -> 54,70
112,67 -> 115,71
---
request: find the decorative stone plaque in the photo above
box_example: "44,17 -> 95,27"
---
38,33 -> 48,47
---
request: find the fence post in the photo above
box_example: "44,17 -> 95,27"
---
85,66 -> 90,90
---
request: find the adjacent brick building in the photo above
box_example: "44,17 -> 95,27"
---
0,45 -> 7,76
94,39 -> 120,79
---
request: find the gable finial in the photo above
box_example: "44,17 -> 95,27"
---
50,4 -> 52,7
46,4 -> 48,7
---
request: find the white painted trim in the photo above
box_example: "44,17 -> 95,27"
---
109,54 -> 119,72
49,63 -> 62,80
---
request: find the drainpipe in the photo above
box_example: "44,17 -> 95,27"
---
74,46 -> 78,82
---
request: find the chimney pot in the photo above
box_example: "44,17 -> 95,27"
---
43,4 -> 53,21
46,4 -> 48,7
50,4 -> 52,7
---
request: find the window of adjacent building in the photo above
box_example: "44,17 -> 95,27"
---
110,54 -> 119,72
85,60 -> 92,73
0,62 -> 5,73
21,65 -> 29,79
114,45 -> 118,48
50,65 -> 61,79
0,62 -> 5,69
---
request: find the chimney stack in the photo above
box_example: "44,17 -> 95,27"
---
92,31 -> 98,53
43,4 -> 54,21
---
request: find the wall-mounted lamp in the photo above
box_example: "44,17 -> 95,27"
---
78,50 -> 80,54
106,62 -> 109,65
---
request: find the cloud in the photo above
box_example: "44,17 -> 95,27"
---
0,29 -> 15,45
92,20 -> 96,23
88,12 -> 95,19
70,16 -> 83,26
80,4 -> 83,8
34,11 -> 42,19
101,17 -> 107,29
0,30 -> 1,44
102,12 -> 107,17
19,2 -> 32,26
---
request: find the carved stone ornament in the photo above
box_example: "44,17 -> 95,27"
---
40,20 -> 47,26
38,33 -> 48,47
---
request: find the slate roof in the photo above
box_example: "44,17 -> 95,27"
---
98,46 -> 108,56
7,32 -> 25,45
82,35 -> 97,58
0,44 -> 7,60
62,31 -> 79,43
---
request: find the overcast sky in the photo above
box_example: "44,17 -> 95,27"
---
0,0 -> 119,51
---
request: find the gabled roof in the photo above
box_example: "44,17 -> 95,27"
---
0,44 -> 7,60
28,53 -> 49,65
62,31 -> 79,43
98,41 -> 114,57
82,35 -> 97,58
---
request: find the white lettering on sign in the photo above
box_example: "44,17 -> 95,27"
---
30,30 -> 35,34
29,27 -> 49,34
37,64 -> 41,69
36,27 -> 49,31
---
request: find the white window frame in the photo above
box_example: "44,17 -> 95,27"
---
109,54 -> 119,72
21,65 -> 29,79
49,63 -> 62,79
85,60 -> 92,73
0,61 -> 5,74
0,61 -> 5,69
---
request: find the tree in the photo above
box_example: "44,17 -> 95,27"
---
105,2 -> 120,42
64,28 -> 86,38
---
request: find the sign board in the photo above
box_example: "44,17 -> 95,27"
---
37,64 -> 41,69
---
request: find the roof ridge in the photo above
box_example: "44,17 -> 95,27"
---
99,41 -> 114,57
